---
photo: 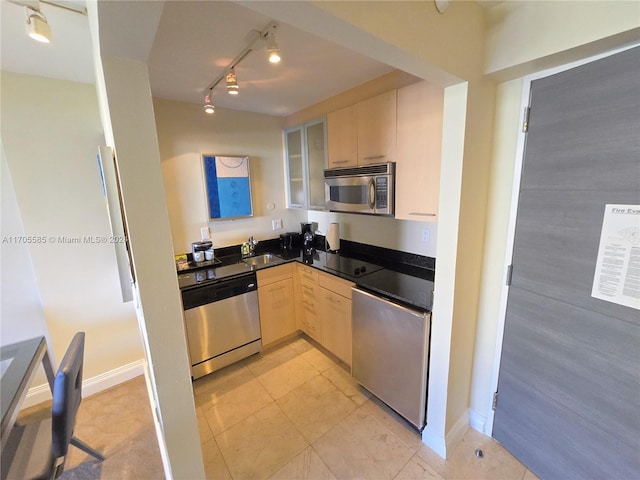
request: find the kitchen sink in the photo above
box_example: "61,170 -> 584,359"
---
242,253 -> 283,267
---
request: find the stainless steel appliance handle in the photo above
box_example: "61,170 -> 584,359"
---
367,178 -> 376,209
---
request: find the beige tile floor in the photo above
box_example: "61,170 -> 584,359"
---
194,336 -> 539,480
18,335 -> 539,480
17,374 -> 164,479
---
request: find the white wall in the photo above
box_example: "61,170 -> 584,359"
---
0,72 -> 143,382
309,210 -> 437,258
484,1 -> 640,79
155,97 -> 307,253
0,144 -> 50,386
98,54 -> 205,479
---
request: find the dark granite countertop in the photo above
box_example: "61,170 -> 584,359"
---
178,240 -> 434,312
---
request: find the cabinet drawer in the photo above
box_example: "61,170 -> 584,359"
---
300,278 -> 318,298
318,271 -> 354,299
257,263 -> 293,286
297,264 -> 318,283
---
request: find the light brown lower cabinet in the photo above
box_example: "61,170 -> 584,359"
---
257,265 -> 296,347
319,288 -> 352,365
294,264 -> 354,365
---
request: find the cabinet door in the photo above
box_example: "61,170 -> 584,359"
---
320,288 -> 352,365
258,278 -> 296,346
327,105 -> 358,168
357,90 -> 397,165
395,81 -> 444,221
285,126 -> 306,207
305,118 -> 327,209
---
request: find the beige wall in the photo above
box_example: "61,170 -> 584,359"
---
0,72 -> 143,381
484,0 -> 640,79
154,97 -> 307,253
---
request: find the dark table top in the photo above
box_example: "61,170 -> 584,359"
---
1,336 -> 52,448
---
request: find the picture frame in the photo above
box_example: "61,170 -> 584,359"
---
202,155 -> 253,220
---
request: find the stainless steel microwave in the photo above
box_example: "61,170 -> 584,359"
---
324,162 -> 395,216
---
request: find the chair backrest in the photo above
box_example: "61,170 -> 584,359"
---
51,332 -> 85,459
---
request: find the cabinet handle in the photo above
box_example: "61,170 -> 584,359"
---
268,286 -> 287,293
363,155 -> 385,160
302,284 -> 313,291
409,212 -> 437,217
333,160 -> 349,164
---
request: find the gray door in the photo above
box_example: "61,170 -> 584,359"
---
493,47 -> 640,479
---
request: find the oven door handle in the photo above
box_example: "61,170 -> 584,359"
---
367,178 -> 376,210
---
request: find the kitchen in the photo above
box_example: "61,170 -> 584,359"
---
1,1 -> 638,479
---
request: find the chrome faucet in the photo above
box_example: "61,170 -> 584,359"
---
248,236 -> 258,256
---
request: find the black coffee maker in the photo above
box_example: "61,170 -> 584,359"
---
301,222 -> 314,249
279,232 -> 300,250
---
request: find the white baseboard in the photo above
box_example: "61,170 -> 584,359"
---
421,425 -> 447,458
469,409 -> 487,434
23,359 -> 146,409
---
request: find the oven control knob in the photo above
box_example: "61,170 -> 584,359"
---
354,268 -> 360,275
361,266 -> 367,273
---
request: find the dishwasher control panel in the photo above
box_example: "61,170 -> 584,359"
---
182,272 -> 257,310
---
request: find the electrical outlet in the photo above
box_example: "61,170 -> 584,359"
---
421,229 -> 430,243
272,219 -> 283,230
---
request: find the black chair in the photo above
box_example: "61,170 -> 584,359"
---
1,332 -> 105,479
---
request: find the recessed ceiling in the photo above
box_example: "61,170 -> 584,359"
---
147,1 -> 395,116
1,0 -> 399,117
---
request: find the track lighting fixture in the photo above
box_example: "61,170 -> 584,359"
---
203,92 -> 215,114
266,26 -> 281,64
203,21 -> 281,114
226,68 -> 239,95
25,6 -> 51,43
8,0 -> 87,44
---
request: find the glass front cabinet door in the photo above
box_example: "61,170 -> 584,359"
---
284,117 -> 327,210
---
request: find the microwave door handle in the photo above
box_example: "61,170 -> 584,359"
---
367,178 -> 376,210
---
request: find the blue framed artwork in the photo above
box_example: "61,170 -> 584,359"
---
202,155 -> 253,220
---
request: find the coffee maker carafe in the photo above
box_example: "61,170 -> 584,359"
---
301,222 -> 314,249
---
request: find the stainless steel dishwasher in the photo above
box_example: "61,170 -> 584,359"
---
351,287 -> 431,430
182,272 -> 261,379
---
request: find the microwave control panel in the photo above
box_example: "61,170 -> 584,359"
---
375,177 -> 388,209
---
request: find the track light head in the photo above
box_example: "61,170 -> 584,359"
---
266,27 -> 280,64
25,6 -> 51,43
203,93 -> 215,114
226,68 -> 239,95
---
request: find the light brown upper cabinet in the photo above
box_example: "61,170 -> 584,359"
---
395,81 -> 444,221
357,90 -> 397,165
327,105 -> 358,168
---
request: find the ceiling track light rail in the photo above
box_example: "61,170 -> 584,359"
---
203,20 -> 280,103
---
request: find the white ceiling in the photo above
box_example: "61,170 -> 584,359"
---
1,0 -> 399,117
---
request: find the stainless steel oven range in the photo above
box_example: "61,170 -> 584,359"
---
181,271 -> 261,379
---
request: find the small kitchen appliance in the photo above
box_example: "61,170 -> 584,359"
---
324,162 -> 395,216
301,222 -> 314,248
279,232 -> 300,251
192,240 -> 213,263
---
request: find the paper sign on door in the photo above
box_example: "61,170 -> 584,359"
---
591,204 -> 640,310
